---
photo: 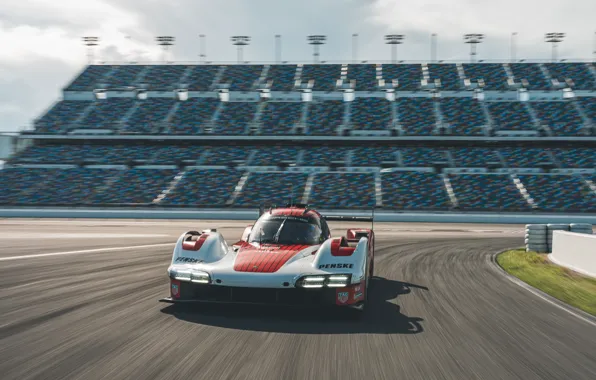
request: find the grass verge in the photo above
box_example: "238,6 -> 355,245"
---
497,249 -> 596,316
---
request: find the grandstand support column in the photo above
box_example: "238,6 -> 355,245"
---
464,34 -> 484,63
545,33 -> 565,62
307,35 -> 327,63
231,36 -> 251,63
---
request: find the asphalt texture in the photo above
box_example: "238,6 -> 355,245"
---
1,219 -> 595,380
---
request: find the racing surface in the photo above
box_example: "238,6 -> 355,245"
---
1,219 -> 595,380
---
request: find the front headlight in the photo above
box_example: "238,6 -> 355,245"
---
296,274 -> 352,288
169,268 -> 211,284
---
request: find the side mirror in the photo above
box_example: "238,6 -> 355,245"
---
241,225 -> 253,242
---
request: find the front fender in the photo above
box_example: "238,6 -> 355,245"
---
312,237 -> 368,283
171,231 -> 230,265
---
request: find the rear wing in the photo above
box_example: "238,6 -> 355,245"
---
324,208 -> 375,231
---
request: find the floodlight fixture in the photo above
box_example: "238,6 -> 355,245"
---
545,32 -> 565,62
307,35 -> 327,63
231,36 -> 251,63
385,34 -> 405,63
156,36 -> 175,62
464,33 -> 484,63
82,36 -> 99,64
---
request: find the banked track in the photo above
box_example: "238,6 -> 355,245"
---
0,221 -> 595,380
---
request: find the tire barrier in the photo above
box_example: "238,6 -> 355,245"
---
525,223 -> 593,253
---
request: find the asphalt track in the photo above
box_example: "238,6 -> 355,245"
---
0,219 -> 595,380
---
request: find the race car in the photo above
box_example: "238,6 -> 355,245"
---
159,204 -> 375,315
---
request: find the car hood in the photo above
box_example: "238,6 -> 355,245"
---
233,242 -> 314,273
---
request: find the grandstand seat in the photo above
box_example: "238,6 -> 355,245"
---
124,98 -> 175,134
250,147 -> 300,166
202,146 -> 254,165
530,101 -> 585,136
381,171 -> 451,210
518,174 -> 596,212
461,63 -> 509,91
79,98 -> 135,130
161,169 -> 241,207
397,98 -> 437,135
544,63 -> 595,91
214,102 -> 257,135
448,174 -> 531,211
498,147 -> 552,168
350,98 -> 392,130
427,64 -> 461,90
381,64 -> 422,91
400,147 -> 447,167
234,172 -> 309,207
351,147 -> 398,166
486,102 -> 536,132
150,145 -> 205,164
449,147 -> 501,167
439,98 -> 487,136
260,102 -> 303,135
265,65 -> 298,92
550,148 -> 596,168
300,146 -> 350,166
300,65 -> 342,92
34,100 -> 92,134
0,168 -> 57,204
219,65 -> 264,91
139,65 -> 190,91
309,172 -> 376,209
306,101 -> 344,135
91,169 -> 177,204
64,65 -> 113,91
105,65 -> 148,89
187,65 -> 221,91
576,97 -> 595,123
169,98 -> 219,134
346,65 -> 378,91
509,63 -> 550,90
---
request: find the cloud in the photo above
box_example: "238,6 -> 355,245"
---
0,0 -> 594,132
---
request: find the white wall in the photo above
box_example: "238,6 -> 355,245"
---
550,231 -> 596,278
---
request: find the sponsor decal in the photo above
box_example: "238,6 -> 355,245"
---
354,292 -> 363,300
175,257 -> 203,263
171,281 -> 180,298
337,291 -> 349,304
354,285 -> 361,292
318,263 -> 354,269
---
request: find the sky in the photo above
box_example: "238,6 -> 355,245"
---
0,0 -> 595,132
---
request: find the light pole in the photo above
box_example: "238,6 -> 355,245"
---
545,33 -> 565,62
464,33 -> 484,63
199,34 -> 206,63
156,36 -> 175,63
82,36 -> 99,64
231,36 -> 250,63
307,35 -> 327,63
385,34 -> 405,63
352,33 -> 359,63
275,34 -> 282,63
431,33 -> 437,63
511,32 -> 517,62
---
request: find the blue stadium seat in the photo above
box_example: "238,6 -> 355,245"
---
301,146 -> 350,166
427,64 -> 461,90
309,172 -> 376,209
448,174 -> 530,211
461,64 -> 509,91
544,63 -> 595,91
64,65 -> 113,91
125,98 -> 175,134
161,169 -> 241,206
381,171 -> 451,210
306,101 -> 344,135
215,102 -> 257,135
531,101 -> 585,136
449,147 -> 500,167
486,102 -> 535,131
35,100 -> 92,134
381,64 -> 422,91
346,65 -> 378,91
202,146 -> 254,165
351,147 -> 397,166
509,64 -> 550,90
105,65 -> 148,89
260,102 -> 303,135
550,148 -> 596,168
498,147 -> 552,168
265,65 -> 297,92
400,148 -> 447,167
80,98 -> 135,130
91,169 -> 177,204
439,98 -> 487,136
219,65 -> 264,91
300,65 -> 342,92
518,174 -> 596,212
140,65 -> 190,91
187,66 -> 221,91
170,98 -> 219,134
351,98 -> 392,130
577,97 -> 595,123
234,172 -> 308,207
250,147 -> 300,166
397,98 -> 437,135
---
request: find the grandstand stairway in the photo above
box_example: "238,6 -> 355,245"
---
511,174 -> 537,209
572,99 -> 594,130
299,102 -> 310,134
301,173 -> 315,204
479,101 -> 496,133
179,66 -> 194,85
524,102 -> 551,136
120,102 -> 142,132
441,174 -> 458,208
154,170 -> 186,204
163,102 -> 182,134
70,102 -> 98,131
250,102 -> 266,134
227,172 -> 250,205
433,100 -> 445,134
374,172 -> 383,207
538,64 -> 553,87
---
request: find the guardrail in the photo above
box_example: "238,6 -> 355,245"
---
2,207 -> 596,224
550,231 -> 596,278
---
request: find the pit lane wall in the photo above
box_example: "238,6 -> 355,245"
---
550,231 -> 596,278
2,207 -> 596,224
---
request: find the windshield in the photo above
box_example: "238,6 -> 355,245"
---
249,215 -> 323,245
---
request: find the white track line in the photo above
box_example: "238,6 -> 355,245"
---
0,243 -> 175,262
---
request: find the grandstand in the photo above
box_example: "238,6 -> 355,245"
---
2,61 -> 596,213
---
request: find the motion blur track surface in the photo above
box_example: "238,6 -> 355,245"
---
0,219 -> 595,380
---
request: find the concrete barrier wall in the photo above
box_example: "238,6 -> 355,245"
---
550,231 -> 596,278
2,207 -> 596,224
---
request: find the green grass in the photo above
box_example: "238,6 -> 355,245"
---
497,249 -> 596,316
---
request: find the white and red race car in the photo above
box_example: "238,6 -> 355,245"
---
160,204 -> 375,315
